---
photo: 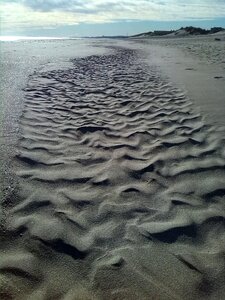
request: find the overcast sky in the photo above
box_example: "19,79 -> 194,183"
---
1,0 -> 225,36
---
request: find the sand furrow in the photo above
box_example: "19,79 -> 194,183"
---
1,47 -> 225,299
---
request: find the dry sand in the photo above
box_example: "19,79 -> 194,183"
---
130,34 -> 225,126
0,38 -> 225,299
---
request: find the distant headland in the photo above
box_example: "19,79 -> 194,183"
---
81,26 -> 225,39
131,26 -> 225,38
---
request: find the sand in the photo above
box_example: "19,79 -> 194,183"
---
0,38 -> 108,218
129,34 -> 225,126
0,38 -> 225,299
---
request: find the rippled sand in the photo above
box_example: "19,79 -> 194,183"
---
1,46 -> 225,299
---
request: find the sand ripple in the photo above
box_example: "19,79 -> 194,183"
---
1,47 -> 225,299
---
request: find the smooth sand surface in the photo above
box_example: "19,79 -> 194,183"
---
0,39 -> 225,299
130,35 -> 225,127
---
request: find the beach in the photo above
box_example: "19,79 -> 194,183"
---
0,36 -> 225,299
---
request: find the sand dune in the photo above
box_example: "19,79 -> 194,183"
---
1,46 -> 225,299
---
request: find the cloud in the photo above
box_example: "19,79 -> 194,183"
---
22,0 -> 83,12
1,0 -> 225,31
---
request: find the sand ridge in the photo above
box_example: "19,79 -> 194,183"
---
0,46 -> 225,299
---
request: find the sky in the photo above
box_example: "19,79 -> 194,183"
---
1,0 -> 225,37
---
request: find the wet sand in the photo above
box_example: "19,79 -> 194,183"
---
0,39 -> 225,299
0,38 -> 108,213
